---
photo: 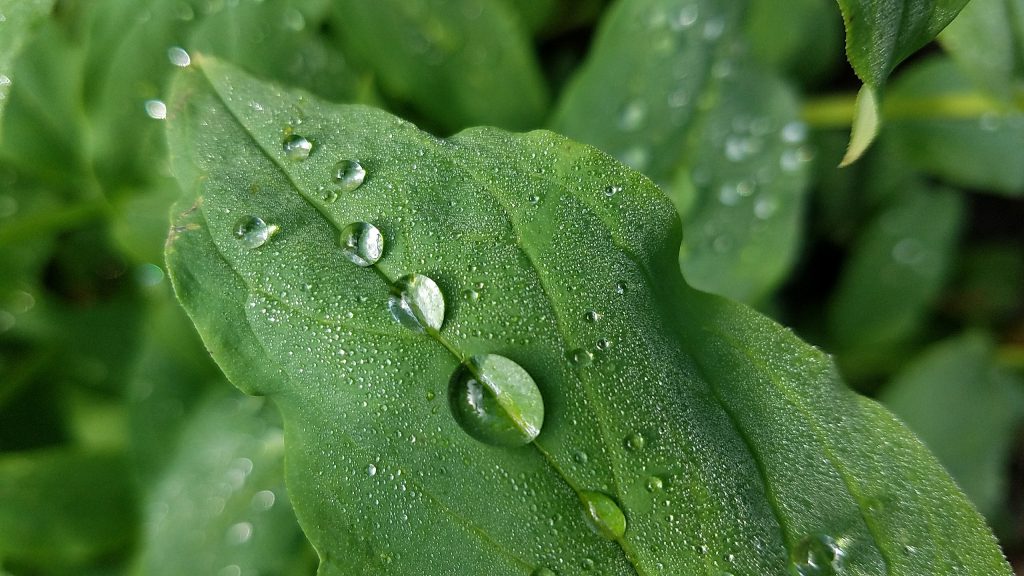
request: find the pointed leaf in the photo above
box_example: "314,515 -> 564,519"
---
166,57 -> 1011,576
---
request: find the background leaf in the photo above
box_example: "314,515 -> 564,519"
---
165,57 -> 1012,576
940,0 -> 1024,101
0,0 -> 54,139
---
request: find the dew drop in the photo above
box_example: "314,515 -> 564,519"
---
528,194 -> 541,205
569,349 -> 594,366
604,184 -> 622,197
388,274 -> 445,333
615,282 -> 627,295
283,134 -> 313,160
367,464 -> 377,476
338,222 -> 384,267
463,289 -> 480,302
333,159 -> 366,192
580,490 -> 627,540
618,100 -> 647,131
448,354 -> 545,447
573,450 -> 589,464
672,5 -> 699,29
323,189 -> 339,203
596,338 -> 613,351
233,216 -> 278,249
624,432 -> 645,451
645,476 -> 664,492
584,310 -> 602,322
581,558 -> 595,571
792,533 -> 844,576
781,121 -> 808,143
144,99 -> 167,120
167,46 -> 191,67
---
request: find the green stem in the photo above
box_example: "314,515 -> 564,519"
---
802,91 -> 1017,129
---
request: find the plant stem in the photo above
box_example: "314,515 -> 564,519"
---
802,91 -> 1017,129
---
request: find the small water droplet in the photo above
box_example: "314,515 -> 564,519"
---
584,310 -> 602,322
604,184 -> 622,197
702,18 -> 725,40
619,100 -> 647,131
754,196 -> 779,220
388,274 -> 445,333
463,289 -> 480,302
671,5 -> 699,29
448,354 -> 544,447
569,349 -> 594,366
323,189 -> 339,203
333,160 -> 366,192
645,476 -> 664,492
781,121 -> 808,143
580,491 -> 626,540
144,99 -> 167,120
367,464 -> 377,476
595,338 -> 612,351
233,216 -> 278,249
338,222 -> 384,267
615,282 -> 627,295
624,432 -> 645,451
167,46 -> 191,67
573,450 -> 589,464
581,558 -> 595,571
283,134 -> 313,160
792,533 -> 844,576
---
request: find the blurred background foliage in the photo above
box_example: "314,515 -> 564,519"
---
0,0 -> 1021,574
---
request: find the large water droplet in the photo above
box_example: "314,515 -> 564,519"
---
283,134 -> 312,160
167,46 -> 191,67
580,491 -> 626,540
144,99 -> 167,120
645,476 -> 664,492
388,274 -> 445,333
624,432 -> 645,451
233,216 -> 278,249
333,160 -> 366,192
448,354 -> 544,447
569,349 -> 594,366
338,222 -> 384,267
792,533 -> 844,576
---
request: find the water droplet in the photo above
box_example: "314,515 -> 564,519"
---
532,568 -> 556,576
615,282 -> 627,295
573,450 -> 589,464
624,432 -> 645,451
569,349 -> 594,366
388,274 -> 445,333
283,134 -> 313,160
167,46 -> 191,67
781,121 -> 808,143
645,476 -> 664,492
233,216 -> 278,249
338,222 -> 384,267
596,338 -> 612,351
619,100 -> 647,131
323,189 -> 339,203
584,310 -> 602,322
792,533 -> 844,576
580,491 -> 626,540
251,490 -> 276,511
527,194 -> 541,205
702,18 -> 725,40
754,196 -> 779,220
144,99 -> 167,120
581,558 -> 595,571
448,354 -> 545,447
604,184 -> 622,197
367,463 -> 377,476
462,289 -> 480,302
333,160 -> 366,192
671,5 -> 699,29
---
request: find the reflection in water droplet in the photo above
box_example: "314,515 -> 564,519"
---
388,274 -> 445,333
645,476 -> 664,492
792,533 -> 844,576
580,490 -> 627,540
448,354 -> 544,447
604,184 -> 622,197
625,432 -> 645,451
144,99 -> 167,120
233,216 -> 278,249
338,222 -> 384,267
167,46 -> 191,67
283,134 -> 313,160
333,160 -> 366,192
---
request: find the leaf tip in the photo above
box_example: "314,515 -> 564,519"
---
839,84 -> 881,168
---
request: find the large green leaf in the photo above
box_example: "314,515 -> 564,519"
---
940,0 -> 1024,101
326,0 -> 548,133
550,0 -> 812,303
833,0 -> 970,164
0,0 -> 54,140
166,58 -> 1011,575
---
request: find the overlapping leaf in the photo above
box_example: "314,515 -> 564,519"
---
166,57 -> 1011,575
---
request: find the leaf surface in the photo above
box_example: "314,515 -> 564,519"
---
166,57 -> 1012,576
940,0 -> 1024,101
0,0 -> 54,140
550,0 -> 812,302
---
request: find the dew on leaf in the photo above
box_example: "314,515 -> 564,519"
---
645,476 -> 664,492
569,349 -> 594,366
580,490 -> 626,540
388,274 -> 445,333
604,184 -> 622,197
144,99 -> 167,120
584,310 -> 602,322
338,222 -> 384,267
596,338 -> 613,351
448,354 -> 545,447
333,159 -> 366,192
792,533 -> 844,576
167,46 -> 191,67
624,432 -> 645,451
233,215 -> 278,249
283,134 -> 313,160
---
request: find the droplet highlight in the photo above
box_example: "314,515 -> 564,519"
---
388,274 -> 445,333
792,533 -> 844,576
333,160 -> 366,192
283,134 -> 313,160
338,222 -> 384,267
448,354 -> 545,447
580,491 -> 626,540
233,216 -> 278,249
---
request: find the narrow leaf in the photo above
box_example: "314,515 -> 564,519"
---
166,57 -> 1011,575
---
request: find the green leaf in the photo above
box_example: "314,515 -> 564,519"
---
880,333 -> 1024,521
165,57 -> 1011,575
827,185 -> 964,364
136,388 -> 314,576
833,0 -> 970,163
940,0 -> 1024,101
326,0 -> 548,133
0,0 -> 54,140
551,0 -> 812,302
0,450 -> 135,567
745,0 -> 843,84
886,56 -> 1024,195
